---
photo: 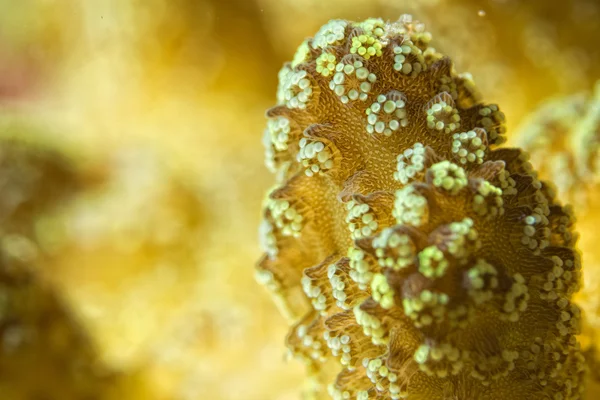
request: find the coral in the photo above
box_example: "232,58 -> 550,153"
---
262,0 -> 600,137
513,81 -> 600,394
258,16 -> 584,399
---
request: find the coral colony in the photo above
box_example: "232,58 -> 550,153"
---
258,16 -> 584,400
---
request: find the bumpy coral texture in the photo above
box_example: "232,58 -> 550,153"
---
514,81 -> 600,389
258,16 -> 585,400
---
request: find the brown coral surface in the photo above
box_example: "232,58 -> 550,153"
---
513,81 -> 600,395
258,16 -> 585,399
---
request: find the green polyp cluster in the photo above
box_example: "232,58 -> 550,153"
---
329,57 -> 377,104
429,161 -> 468,194
350,18 -> 386,60
370,273 -> 394,309
316,52 -> 337,77
312,20 -> 347,50
372,228 -> 415,271
452,128 -> 487,165
466,259 -> 498,305
365,91 -> 408,136
425,92 -> 461,133
393,142 -> 427,185
418,245 -> 449,278
346,200 -> 378,240
393,185 -> 428,227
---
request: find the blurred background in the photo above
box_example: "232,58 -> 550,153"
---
0,0 -> 599,399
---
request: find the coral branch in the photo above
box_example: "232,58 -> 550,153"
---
258,16 -> 584,400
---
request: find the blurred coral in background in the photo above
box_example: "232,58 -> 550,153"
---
0,0 -> 599,399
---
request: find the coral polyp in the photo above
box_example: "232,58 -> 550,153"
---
258,16 -> 584,399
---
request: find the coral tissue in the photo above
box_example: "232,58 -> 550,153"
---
258,16 -> 584,400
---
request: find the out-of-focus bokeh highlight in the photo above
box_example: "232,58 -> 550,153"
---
0,0 -> 599,399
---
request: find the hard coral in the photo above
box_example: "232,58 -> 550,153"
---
258,16 -> 585,399
514,81 -> 600,394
